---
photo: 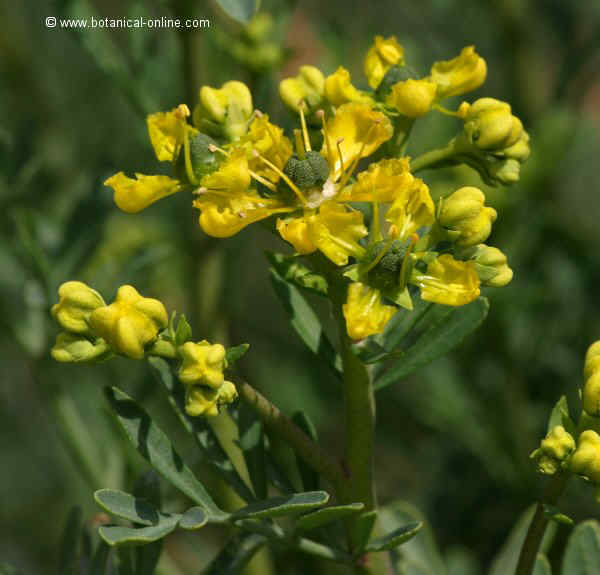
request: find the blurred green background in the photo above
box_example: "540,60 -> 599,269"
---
2,0 -> 600,573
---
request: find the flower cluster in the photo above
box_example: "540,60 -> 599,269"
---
104,36 -> 525,341
50,281 -> 237,416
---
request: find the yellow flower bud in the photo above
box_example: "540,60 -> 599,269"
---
386,79 -> 437,118
461,244 -> 513,287
584,373 -> 600,417
531,425 -> 575,475
438,187 -> 497,247
343,282 -> 396,340
194,81 -> 253,141
570,430 -> 600,483
584,341 -> 600,381
463,98 -> 523,151
89,285 -> 168,359
430,45 -> 487,99
185,381 -> 238,417
279,66 -> 325,112
51,281 -> 106,335
51,332 -> 109,363
178,341 -> 227,388
324,67 -> 372,107
364,35 -> 405,89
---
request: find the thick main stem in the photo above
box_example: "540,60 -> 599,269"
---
515,473 -> 569,575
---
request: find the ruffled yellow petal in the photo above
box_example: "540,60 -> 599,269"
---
345,157 -> 413,203
343,282 -> 396,340
430,46 -> 487,99
386,79 -> 437,118
323,103 -> 393,181
51,281 -> 106,335
200,149 -> 251,195
386,179 -> 435,240
276,215 -> 317,254
324,67 -> 372,107
307,202 -> 367,265
105,172 -> 183,214
364,35 -> 405,89
146,104 -> 191,162
414,254 -> 480,306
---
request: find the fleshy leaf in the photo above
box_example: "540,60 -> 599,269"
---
99,517 -> 179,546
204,533 -> 266,574
232,491 -> 329,520
296,503 -> 364,532
365,522 -> 423,552
178,507 -> 208,530
561,520 -> 600,575
94,489 -> 160,526
226,343 -> 250,366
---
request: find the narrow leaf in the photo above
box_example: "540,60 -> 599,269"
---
59,506 -> 83,575
534,554 -> 552,575
204,533 -> 266,575
365,522 -> 423,552
105,387 -> 225,520
174,315 -> 192,347
292,411 -> 319,492
561,520 -> 600,575
375,298 -> 489,390
352,510 -> 377,553
178,507 -> 208,530
238,404 -> 267,499
296,503 -> 364,532
99,518 -> 179,547
226,343 -> 250,366
547,396 -> 576,436
90,541 -> 111,575
267,252 -> 328,296
232,491 -> 329,520
94,489 -> 160,526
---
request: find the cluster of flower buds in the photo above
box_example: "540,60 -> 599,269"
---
50,282 -> 238,416
103,35 -> 524,342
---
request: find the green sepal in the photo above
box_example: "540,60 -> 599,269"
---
547,396 -> 577,437
364,522 -> 423,552
231,491 -> 329,520
383,285 -> 413,310
226,343 -> 250,366
174,314 -> 192,347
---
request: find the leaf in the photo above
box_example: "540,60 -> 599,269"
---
292,411 -> 319,492
534,554 -> 552,575
226,343 -> 250,366
149,358 -> 255,503
59,506 -> 83,575
204,533 -> 266,575
99,518 -> 179,547
90,541 -> 111,575
0,565 -> 23,575
267,252 -> 328,296
296,503 -> 364,532
270,267 -> 341,374
561,520 -> 600,575
375,297 -> 489,390
174,315 -> 192,347
105,387 -> 226,520
238,403 -> 267,499
232,491 -> 330,520
352,510 -> 377,553
213,0 -> 261,24
547,396 -> 576,436
94,489 -> 160,526
178,507 -> 208,531
365,522 -> 423,552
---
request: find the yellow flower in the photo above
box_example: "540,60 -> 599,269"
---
430,46 -> 487,99
323,103 -> 393,181
51,281 -> 106,335
242,114 -> 293,182
462,98 -> 524,151
178,341 -> 228,388
105,172 -> 183,214
345,158 -> 414,203
279,66 -> 325,112
386,79 -> 437,118
89,285 -> 168,359
147,104 -> 191,163
531,425 -> 576,475
276,216 -> 317,255
51,332 -> 109,363
584,341 -> 600,381
386,179 -> 435,240
364,35 -> 404,89
438,186 -> 497,247
570,430 -> 600,483
343,282 -> 396,340
324,67 -> 372,107
185,381 -> 238,417
414,254 -> 480,306
200,149 -> 251,195
194,81 -> 253,141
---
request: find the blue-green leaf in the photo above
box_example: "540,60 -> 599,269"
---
534,554 -> 552,575
561,520 -> 600,575
213,0 -> 261,24
178,507 -> 208,531
91,541 -> 111,574
94,489 -> 160,526
296,503 -> 364,532
232,491 -> 329,520
105,387 -> 226,520
292,411 -> 319,492
375,297 -> 489,390
59,506 -> 83,575
365,522 -> 423,552
99,518 -> 179,547
204,533 -> 266,574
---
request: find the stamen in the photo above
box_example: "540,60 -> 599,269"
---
252,150 -> 307,204
336,122 -> 380,191
248,169 -> 277,192
294,129 -> 306,159
208,144 -> 229,157
317,110 -> 333,168
369,201 -> 381,245
183,125 -> 199,186
336,138 -> 345,177
192,187 -> 208,195
298,101 -> 312,153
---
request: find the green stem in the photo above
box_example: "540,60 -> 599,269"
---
235,379 -> 346,494
409,142 -> 456,173
514,473 -> 570,575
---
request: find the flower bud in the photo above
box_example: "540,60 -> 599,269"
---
430,46 -> 486,99
463,98 -> 523,151
386,79 -> 437,118
51,332 -> 110,363
570,430 -> 600,483
51,281 -> 106,335
438,187 -> 497,246
530,425 -> 575,475
584,372 -> 600,417
364,35 -> 404,89
458,244 -> 513,287
178,340 -> 227,388
584,341 -> 600,381
279,66 -> 325,113
89,285 -> 168,359
185,381 -> 238,417
194,81 -> 253,141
